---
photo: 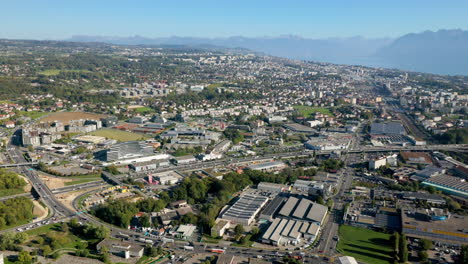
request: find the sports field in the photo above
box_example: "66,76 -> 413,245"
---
89,128 -> 149,142
39,112 -> 106,125
337,225 -> 394,264
293,105 -> 333,117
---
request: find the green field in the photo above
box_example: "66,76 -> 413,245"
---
134,106 -> 155,114
19,111 -> 50,120
38,69 -> 91,76
337,225 -> 394,264
89,128 -> 149,142
0,188 -> 25,197
293,105 -> 333,117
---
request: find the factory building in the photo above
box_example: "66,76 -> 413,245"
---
247,161 -> 287,172
220,194 -> 268,226
257,182 -> 290,193
128,159 -> 170,172
104,141 -> 154,162
261,196 -> 327,245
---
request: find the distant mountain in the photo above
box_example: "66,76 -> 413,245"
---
373,29 -> 468,75
68,29 -> 468,76
68,34 -> 393,64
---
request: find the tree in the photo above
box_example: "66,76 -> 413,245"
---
234,224 -> 244,236
139,214 -> 151,227
398,233 -> 408,263
393,232 -> 400,261
18,251 -> 33,264
420,239 -> 432,251
145,245 -> 159,257
14,232 -> 28,244
418,250 -> 428,263
41,245 -> 52,257
460,245 -> 468,264
250,227 -> 260,236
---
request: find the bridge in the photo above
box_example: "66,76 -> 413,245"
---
0,162 -> 38,168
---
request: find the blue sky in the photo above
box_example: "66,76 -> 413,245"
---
2,0 -> 467,39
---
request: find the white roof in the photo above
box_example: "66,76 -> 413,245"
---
339,256 -> 358,264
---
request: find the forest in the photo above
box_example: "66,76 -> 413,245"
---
0,169 -> 27,190
0,197 -> 34,229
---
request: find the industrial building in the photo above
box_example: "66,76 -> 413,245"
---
128,159 -> 170,172
260,196 -> 327,245
103,141 -> 155,162
220,194 -> 269,226
259,195 -> 288,221
257,182 -> 290,193
100,116 -> 118,127
277,197 -> 327,224
370,122 -> 406,135
247,161 -> 286,172
421,174 -> 468,198
304,133 -> 353,151
152,171 -> 183,185
369,156 -> 387,170
171,155 -> 197,165
261,218 -> 321,246
402,209 -> 468,244
211,220 -> 231,237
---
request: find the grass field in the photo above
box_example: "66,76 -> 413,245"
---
20,111 -> 50,120
293,105 -> 333,117
39,111 -> 106,125
89,128 -> 149,142
0,188 -> 25,197
337,225 -> 394,264
38,69 -> 91,76
134,106 -> 155,114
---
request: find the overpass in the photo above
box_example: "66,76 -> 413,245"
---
0,162 -> 38,168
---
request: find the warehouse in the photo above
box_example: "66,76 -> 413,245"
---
278,197 -> 299,217
421,174 -> 468,198
128,158 -> 170,172
257,182 -> 290,193
261,195 -> 327,245
220,194 -> 268,226
277,196 -> 328,225
261,218 -> 320,246
306,202 -> 328,225
247,161 -> 287,172
259,195 -> 287,221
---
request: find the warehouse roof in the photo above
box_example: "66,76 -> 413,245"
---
278,197 -> 299,217
261,195 -> 287,218
292,199 -> 312,219
306,203 -> 328,223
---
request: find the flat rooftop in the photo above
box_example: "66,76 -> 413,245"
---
402,211 -> 468,243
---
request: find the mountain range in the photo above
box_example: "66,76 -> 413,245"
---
68,29 -> 468,76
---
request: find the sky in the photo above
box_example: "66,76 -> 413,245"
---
1,0 -> 467,40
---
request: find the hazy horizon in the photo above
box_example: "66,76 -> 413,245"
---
2,0 -> 468,40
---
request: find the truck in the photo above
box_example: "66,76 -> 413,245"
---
184,246 -> 194,251
210,248 -> 225,254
